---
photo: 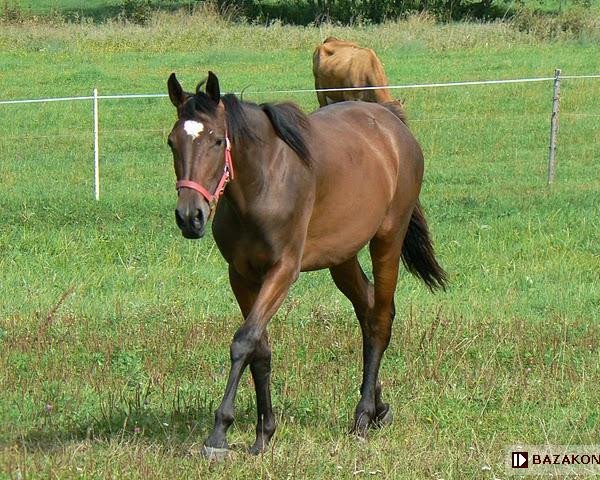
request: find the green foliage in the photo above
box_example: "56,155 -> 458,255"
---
218,0 -> 501,23
1,0 -> 30,22
511,4 -> 600,40
212,0 -> 598,23
290,0 -> 500,22
4,0 -> 598,24
118,0 -> 155,24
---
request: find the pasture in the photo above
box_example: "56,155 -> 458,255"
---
1,9 -> 599,478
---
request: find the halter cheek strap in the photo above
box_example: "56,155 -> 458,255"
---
175,131 -> 234,206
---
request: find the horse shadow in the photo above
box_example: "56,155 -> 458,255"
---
7,405 -> 234,455
5,395 -> 345,455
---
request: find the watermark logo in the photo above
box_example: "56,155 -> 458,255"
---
507,445 -> 600,476
511,451 -> 528,469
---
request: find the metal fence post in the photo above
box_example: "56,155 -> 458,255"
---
93,88 -> 100,200
547,69 -> 561,184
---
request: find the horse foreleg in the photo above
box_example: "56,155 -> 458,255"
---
226,267 -> 276,454
202,260 -> 299,459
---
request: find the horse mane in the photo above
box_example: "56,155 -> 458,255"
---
221,94 -> 261,146
180,90 -> 312,167
222,94 -> 312,166
260,102 -> 312,166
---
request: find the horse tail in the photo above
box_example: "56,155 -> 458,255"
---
401,202 -> 448,292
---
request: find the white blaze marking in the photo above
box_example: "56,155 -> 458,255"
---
183,120 -> 204,139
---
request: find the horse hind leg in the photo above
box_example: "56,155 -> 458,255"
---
329,255 -> 373,323
352,224 -> 407,437
248,332 -> 276,455
329,255 -> 395,435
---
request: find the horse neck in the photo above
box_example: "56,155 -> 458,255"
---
223,107 -> 282,215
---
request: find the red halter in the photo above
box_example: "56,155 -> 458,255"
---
175,130 -> 234,207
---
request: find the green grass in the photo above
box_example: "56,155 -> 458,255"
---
1,11 -> 599,479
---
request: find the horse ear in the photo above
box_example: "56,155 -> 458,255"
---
167,73 -> 185,108
206,71 -> 221,103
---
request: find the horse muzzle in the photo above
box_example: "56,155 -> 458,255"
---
175,205 -> 206,239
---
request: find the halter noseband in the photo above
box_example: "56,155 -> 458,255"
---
175,129 -> 234,207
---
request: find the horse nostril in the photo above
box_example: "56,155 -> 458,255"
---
191,209 -> 204,229
175,208 -> 186,229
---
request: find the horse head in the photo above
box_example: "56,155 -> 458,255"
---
167,71 -> 231,239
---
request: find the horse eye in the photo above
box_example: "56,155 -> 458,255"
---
215,139 -> 223,147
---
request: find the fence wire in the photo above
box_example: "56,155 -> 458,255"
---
1,72 -> 598,198
1,73 -> 599,106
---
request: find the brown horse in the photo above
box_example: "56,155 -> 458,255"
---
313,36 -> 393,107
167,71 -> 446,459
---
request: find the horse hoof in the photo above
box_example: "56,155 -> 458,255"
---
200,445 -> 231,461
248,444 -> 264,456
350,423 -> 369,441
374,405 -> 393,428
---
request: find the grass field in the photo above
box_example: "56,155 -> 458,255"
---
1,8 -> 599,479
